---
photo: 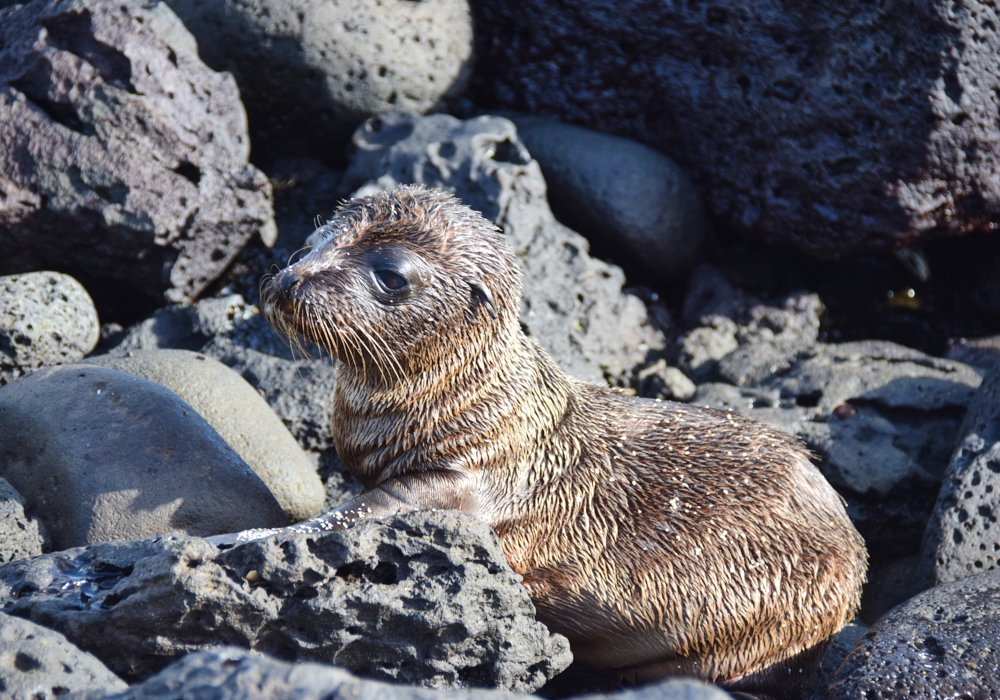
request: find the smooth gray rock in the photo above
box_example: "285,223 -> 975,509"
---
86,349 -> 325,522
473,0 -> 1000,258
342,111 -> 665,385
0,0 -> 276,304
0,364 -> 288,550
827,569 -> 1000,699
511,116 -> 708,278
923,366 -> 1000,585
589,679 -> 733,700
0,272 -> 100,387
75,647 -> 527,700
0,477 -> 44,565
0,612 -> 127,699
0,512 -> 570,691
161,0 -> 473,157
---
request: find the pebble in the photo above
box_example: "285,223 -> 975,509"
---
0,364 -> 288,549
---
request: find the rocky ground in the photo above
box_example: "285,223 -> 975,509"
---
2,0 -> 1000,698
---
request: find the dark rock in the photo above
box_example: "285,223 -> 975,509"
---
85,349 -> 325,522
73,647 -> 528,700
0,272 -> 100,387
860,554 -> 932,624
802,622 -> 868,700
0,364 -> 288,550
472,0 -> 1000,257
0,0 -> 276,304
0,511 -> 571,691
923,366 -> 1000,584
588,678 -> 733,700
0,477 -> 44,565
510,116 -> 708,279
268,158 -> 348,251
0,611 -> 127,699
161,0 -> 473,159
946,335 -> 1000,374
827,569 -> 1000,699
342,111 -> 665,385
102,295 -> 253,355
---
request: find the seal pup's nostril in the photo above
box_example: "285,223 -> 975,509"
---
276,269 -> 302,298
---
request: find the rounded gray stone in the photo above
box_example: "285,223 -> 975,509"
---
87,348 -> 325,522
0,477 -> 44,565
0,364 -> 288,550
827,569 -> 1000,699
162,0 -> 473,153
512,117 -> 709,278
0,272 -> 99,380
0,612 -> 127,699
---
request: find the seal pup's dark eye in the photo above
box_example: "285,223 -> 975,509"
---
375,269 -> 407,292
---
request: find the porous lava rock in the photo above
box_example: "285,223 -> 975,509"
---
0,0 -> 276,303
827,568 -> 1000,699
0,612 -> 127,699
923,365 -> 1000,584
0,364 -> 288,549
162,0 -> 474,159
342,111 -> 665,385
0,511 -> 571,691
0,477 -> 44,565
0,271 -> 99,386
473,0 -> 1000,257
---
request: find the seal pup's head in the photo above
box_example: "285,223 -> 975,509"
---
263,186 -> 521,386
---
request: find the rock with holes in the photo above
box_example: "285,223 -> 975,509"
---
0,0 -> 276,304
84,349 -> 325,523
159,0 -> 474,161
342,111 -> 665,385
0,511 -> 571,690
923,366 -> 1000,584
0,363 -> 288,550
473,0 -> 1000,257
0,611 -> 128,699
80,647 -> 530,700
0,271 -> 100,387
946,335 -> 1000,375
690,340 -> 981,565
826,568 -> 1000,699
0,477 -> 44,565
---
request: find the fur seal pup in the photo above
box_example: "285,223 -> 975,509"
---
247,185 -> 867,694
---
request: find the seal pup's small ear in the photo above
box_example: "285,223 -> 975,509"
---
469,280 -> 498,319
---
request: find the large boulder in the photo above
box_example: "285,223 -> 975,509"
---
473,0 -> 1000,257
86,349 -> 326,522
0,0 -> 276,303
0,364 -> 288,549
0,511 -> 571,692
160,0 -> 474,159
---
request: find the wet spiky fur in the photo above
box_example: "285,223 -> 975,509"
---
262,185 -> 867,694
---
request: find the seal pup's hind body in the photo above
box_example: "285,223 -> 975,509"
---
257,185 -> 867,694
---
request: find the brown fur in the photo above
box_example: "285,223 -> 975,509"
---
261,186 -> 867,693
